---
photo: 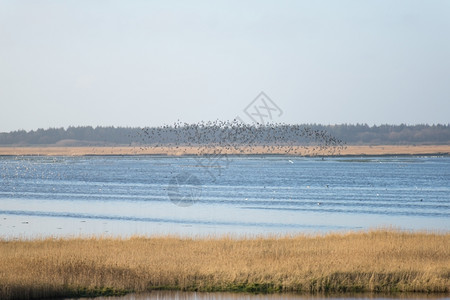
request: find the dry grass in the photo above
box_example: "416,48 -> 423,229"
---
0,145 -> 449,156
0,230 -> 449,299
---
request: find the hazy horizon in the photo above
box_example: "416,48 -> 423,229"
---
2,122 -> 450,134
1,1 -> 449,132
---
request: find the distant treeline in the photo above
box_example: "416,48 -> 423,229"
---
0,124 -> 449,146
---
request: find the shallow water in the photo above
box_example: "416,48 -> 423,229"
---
1,155 -> 449,238
67,290 -> 450,299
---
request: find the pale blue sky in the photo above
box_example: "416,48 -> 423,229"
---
1,0 -> 449,132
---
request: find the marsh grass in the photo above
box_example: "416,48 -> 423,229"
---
0,230 -> 449,299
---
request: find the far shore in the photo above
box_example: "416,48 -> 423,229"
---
0,145 -> 449,156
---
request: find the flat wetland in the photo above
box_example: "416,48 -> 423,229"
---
0,150 -> 449,299
0,230 -> 449,299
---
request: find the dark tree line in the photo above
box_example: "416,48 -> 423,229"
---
314,124 -> 450,145
0,124 -> 449,146
0,126 -> 136,146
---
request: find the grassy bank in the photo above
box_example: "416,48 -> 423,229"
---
0,230 -> 449,299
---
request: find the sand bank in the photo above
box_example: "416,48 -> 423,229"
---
0,145 -> 449,156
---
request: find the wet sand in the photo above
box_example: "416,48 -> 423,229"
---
0,145 -> 449,156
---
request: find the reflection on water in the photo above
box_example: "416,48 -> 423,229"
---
69,291 -> 450,300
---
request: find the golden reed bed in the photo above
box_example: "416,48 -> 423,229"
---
0,230 -> 449,299
0,145 -> 449,156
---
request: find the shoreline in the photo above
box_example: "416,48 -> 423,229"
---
1,230 -> 448,299
0,145 -> 449,156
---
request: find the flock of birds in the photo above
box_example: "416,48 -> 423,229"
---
133,119 -> 346,156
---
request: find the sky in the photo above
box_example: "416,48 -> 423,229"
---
0,0 -> 449,132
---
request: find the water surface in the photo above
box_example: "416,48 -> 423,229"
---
1,155 -> 449,237
67,290 -> 449,300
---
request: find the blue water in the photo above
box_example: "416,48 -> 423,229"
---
0,155 -> 449,237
